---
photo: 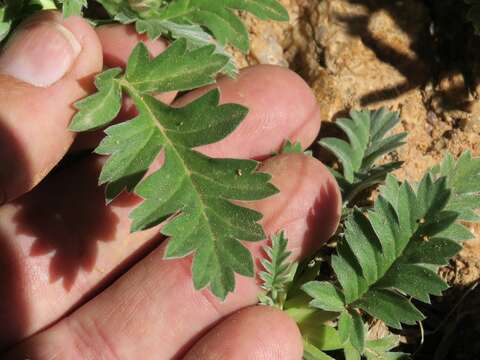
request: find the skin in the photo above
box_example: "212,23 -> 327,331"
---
0,12 -> 342,360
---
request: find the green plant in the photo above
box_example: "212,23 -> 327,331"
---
258,231 -> 297,308
0,0 -> 290,300
3,2 -> 480,358
258,110 -> 480,359
319,109 -> 406,207
0,0 -> 57,41
71,39 -> 282,299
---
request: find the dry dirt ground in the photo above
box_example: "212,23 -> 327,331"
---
237,0 -> 480,358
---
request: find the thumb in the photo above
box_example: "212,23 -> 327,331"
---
0,11 -> 102,204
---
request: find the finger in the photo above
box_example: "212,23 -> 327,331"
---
176,64 -> 321,160
0,65 -> 325,346
70,24 -> 177,152
245,153 -> 341,259
183,306 -> 303,360
6,153 -> 341,359
0,11 -> 102,203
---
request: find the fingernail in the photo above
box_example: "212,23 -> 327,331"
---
0,20 -> 82,87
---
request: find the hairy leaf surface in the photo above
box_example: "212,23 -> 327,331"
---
303,152 -> 480,330
319,109 -> 406,205
259,231 -> 295,307
135,19 -> 238,77
69,40 -> 278,299
96,0 -> 288,75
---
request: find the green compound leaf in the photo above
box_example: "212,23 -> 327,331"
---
70,40 -> 278,300
319,108 -> 406,206
97,0 -> 288,75
259,231 -> 295,307
303,152 -> 480,330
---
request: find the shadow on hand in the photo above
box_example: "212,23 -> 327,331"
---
0,229 -> 29,352
12,157 -> 120,291
0,110 -> 31,351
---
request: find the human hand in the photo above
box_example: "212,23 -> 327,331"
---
0,11 -> 341,359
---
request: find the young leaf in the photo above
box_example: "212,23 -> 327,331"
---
319,109 -> 406,205
69,40 -> 278,300
303,152 -> 480,329
259,231 -> 295,307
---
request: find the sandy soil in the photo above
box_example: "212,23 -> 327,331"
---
236,0 -> 480,357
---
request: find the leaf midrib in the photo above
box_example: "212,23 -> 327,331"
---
349,208 -> 420,305
123,79 -> 226,279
